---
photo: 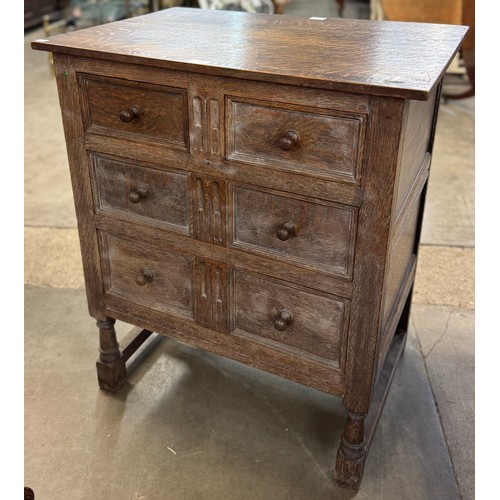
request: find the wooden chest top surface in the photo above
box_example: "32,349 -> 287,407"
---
32,7 -> 467,100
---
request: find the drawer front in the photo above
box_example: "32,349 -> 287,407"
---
233,271 -> 347,364
100,233 -> 194,320
92,155 -> 190,234
80,75 -> 188,148
231,185 -> 356,278
226,97 -> 364,183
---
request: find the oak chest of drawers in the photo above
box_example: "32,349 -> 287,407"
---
32,8 -> 467,491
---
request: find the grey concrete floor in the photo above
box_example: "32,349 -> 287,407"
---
25,2 -> 474,498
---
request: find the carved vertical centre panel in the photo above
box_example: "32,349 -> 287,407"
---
190,174 -> 227,246
209,98 -> 220,156
194,257 -> 230,333
189,94 -> 221,157
191,95 -> 204,154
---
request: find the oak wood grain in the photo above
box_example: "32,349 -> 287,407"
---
193,257 -> 230,334
377,257 -> 416,375
91,153 -> 190,234
190,174 -> 227,246
233,270 -> 347,364
226,97 -> 365,183
53,54 -> 105,318
393,153 -> 430,239
79,74 -> 189,149
68,56 -> 371,115
335,327 -> 407,490
394,86 -> 437,217
188,92 -> 223,159
104,295 -> 346,397
86,133 -> 362,207
96,215 -> 354,298
381,192 -> 421,331
230,184 -> 357,278
32,8 -> 468,100
95,317 -> 126,392
344,96 -> 405,414
100,232 -> 194,320
332,88 -> 407,475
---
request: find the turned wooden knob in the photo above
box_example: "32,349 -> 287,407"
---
277,221 -> 297,241
278,130 -> 300,151
274,310 -> 293,331
119,106 -> 140,123
128,186 -> 148,203
136,268 -> 154,286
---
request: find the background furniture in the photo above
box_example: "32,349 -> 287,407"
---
198,0 -> 290,12
198,0 -> 274,12
32,8 -> 467,491
272,0 -> 289,14
371,0 -> 475,98
25,0 -> 71,29
449,0 -> 474,99
373,0 -> 463,23
30,0 -> 152,31
39,0 -> 152,74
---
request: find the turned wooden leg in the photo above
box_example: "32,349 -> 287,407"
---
95,317 -> 126,393
334,411 -> 368,492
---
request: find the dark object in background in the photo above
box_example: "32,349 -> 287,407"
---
24,487 -> 35,500
25,0 -> 71,30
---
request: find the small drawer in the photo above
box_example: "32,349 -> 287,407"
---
226,97 -> 365,183
80,75 -> 188,149
91,155 -> 190,234
230,185 -> 357,278
100,233 -> 194,320
233,271 -> 347,364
